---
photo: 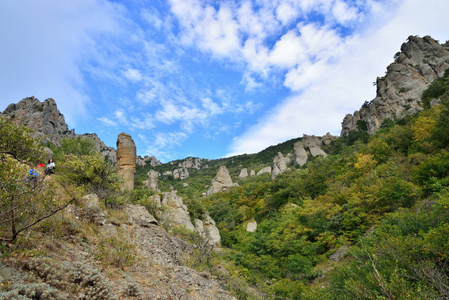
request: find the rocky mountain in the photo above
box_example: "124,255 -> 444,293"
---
341,35 -> 449,136
1,96 -> 161,166
1,96 -> 75,145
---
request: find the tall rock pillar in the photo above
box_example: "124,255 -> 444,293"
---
116,132 -> 136,191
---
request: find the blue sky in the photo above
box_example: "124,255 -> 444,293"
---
1,0 -> 448,162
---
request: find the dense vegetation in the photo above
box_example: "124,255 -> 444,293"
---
135,71 -> 449,299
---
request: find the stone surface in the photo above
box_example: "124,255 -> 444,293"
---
293,141 -> 308,166
256,166 -> 271,176
341,36 -> 449,136
239,168 -> 249,178
250,170 -> 256,177
206,166 -> 234,196
246,221 -> 257,233
194,213 -> 221,245
143,169 -> 160,192
123,204 -> 158,227
173,168 -> 189,180
177,157 -> 205,169
136,155 -> 162,167
1,97 -> 75,145
272,152 -> 291,178
116,132 -> 136,191
158,191 -> 196,231
303,135 -> 328,157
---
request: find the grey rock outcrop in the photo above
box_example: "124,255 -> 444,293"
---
206,166 -> 234,196
143,169 -> 160,192
123,204 -> 158,227
80,133 -> 116,162
177,157 -> 205,169
303,135 -> 328,157
272,152 -> 291,178
342,35 -> 449,136
294,141 -> 308,166
194,213 -> 221,245
246,221 -> 257,233
136,155 -> 162,167
1,97 -> 75,145
250,170 -> 256,176
116,132 -> 136,191
239,168 -> 249,178
173,168 -> 189,180
155,191 -> 196,231
256,166 -> 271,176
66,193 -> 107,226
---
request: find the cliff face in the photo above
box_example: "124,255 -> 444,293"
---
341,36 -> 449,136
1,96 -> 75,145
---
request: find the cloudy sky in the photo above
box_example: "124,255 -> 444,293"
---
1,0 -> 448,162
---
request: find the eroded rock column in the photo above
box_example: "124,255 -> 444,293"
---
116,132 -> 136,191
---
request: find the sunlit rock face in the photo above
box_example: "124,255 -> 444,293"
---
342,36 -> 449,136
116,132 -> 136,191
206,166 -> 234,196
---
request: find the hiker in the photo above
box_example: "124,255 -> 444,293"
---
46,158 -> 55,175
27,169 -> 39,187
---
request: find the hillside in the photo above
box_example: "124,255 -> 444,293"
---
1,35 -> 449,299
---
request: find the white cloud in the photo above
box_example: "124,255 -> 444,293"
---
227,0 -> 449,156
123,68 -> 143,82
97,116 -> 117,127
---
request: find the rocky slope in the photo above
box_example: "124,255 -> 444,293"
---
341,35 -> 449,136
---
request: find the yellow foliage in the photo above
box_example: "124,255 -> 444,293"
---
354,153 -> 377,173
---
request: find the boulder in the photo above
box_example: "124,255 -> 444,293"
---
116,132 -> 136,191
123,204 -> 158,227
256,166 -> 271,176
250,170 -> 256,177
206,166 -> 234,196
303,135 -> 327,157
239,168 -> 249,178
158,191 -> 195,231
143,169 -> 160,192
177,157 -> 204,169
246,221 -> 257,233
194,213 -> 221,245
293,141 -> 308,166
272,152 -> 290,178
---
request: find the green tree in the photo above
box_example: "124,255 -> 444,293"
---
0,118 -> 75,243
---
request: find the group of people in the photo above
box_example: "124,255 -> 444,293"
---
26,158 -> 55,186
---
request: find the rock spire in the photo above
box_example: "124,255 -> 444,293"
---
116,132 -> 136,191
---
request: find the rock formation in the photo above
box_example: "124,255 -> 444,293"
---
250,170 -> 256,176
1,97 -> 75,145
342,36 -> 449,136
272,152 -> 291,178
116,132 -> 136,191
294,141 -> 308,166
194,213 -> 221,245
246,220 -> 257,233
143,169 -> 160,192
303,135 -> 328,157
136,155 -> 162,167
123,204 -> 158,227
173,168 -> 189,180
206,166 -> 234,196
176,157 -> 205,169
155,191 -> 196,231
80,133 -> 116,162
257,166 -> 271,176
239,168 -> 249,178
